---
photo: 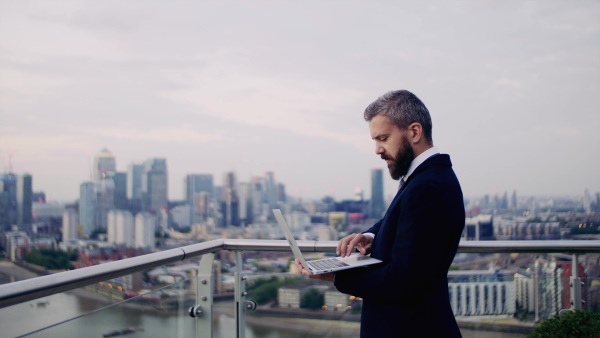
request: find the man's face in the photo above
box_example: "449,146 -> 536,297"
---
369,115 -> 414,180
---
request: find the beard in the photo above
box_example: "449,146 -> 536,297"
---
382,136 -> 414,180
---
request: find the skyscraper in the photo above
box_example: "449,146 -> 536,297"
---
16,174 -> 32,226
142,158 -> 168,212
370,168 -> 385,218
79,182 -> 95,236
265,171 -> 278,209
127,163 -> 144,200
221,172 -> 239,227
107,210 -> 134,247
135,212 -> 157,250
185,174 -> 214,204
113,172 -> 128,209
0,173 -> 17,230
62,207 -> 79,242
93,148 -> 116,180
94,178 -> 114,230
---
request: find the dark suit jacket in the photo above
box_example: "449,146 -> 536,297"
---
335,154 -> 465,338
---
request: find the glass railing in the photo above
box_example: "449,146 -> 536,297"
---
1,239 -> 599,338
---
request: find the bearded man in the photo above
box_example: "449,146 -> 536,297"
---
296,89 -> 465,337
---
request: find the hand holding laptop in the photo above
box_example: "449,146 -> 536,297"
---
273,209 -> 381,276
294,259 -> 335,282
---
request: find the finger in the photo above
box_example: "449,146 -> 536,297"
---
336,234 -> 353,255
344,235 -> 363,257
344,234 -> 361,256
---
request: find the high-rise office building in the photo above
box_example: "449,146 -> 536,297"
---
511,190 -> 517,210
135,212 -> 156,250
0,173 -> 17,230
193,191 -> 211,222
142,159 -> 168,212
221,172 -> 239,227
79,182 -> 95,236
127,163 -> 144,200
265,172 -> 278,209
93,148 -> 116,180
185,174 -> 214,204
62,207 -> 79,242
32,192 -> 46,203
113,172 -> 128,209
238,182 -> 251,226
16,174 -> 32,226
92,148 -> 117,181
370,168 -> 385,218
94,178 -> 114,230
583,188 -> 592,214
107,210 -> 134,247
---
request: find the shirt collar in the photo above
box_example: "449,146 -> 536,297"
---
402,146 -> 440,182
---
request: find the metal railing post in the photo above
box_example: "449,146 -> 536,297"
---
234,251 -> 246,338
570,253 -> 582,310
193,253 -> 214,338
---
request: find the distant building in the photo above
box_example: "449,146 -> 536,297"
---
278,282 -> 329,309
514,269 -> 535,313
93,148 -> 116,180
448,269 -> 516,316
135,212 -> 156,250
494,219 -> 560,240
62,208 -> 79,242
463,215 -> 494,241
94,178 -> 115,230
185,174 -> 214,204
107,210 -> 134,247
185,174 -> 214,223
170,204 -> 191,228
142,158 -> 168,212
221,172 -> 240,227
0,173 -> 18,231
370,168 -> 385,219
534,255 -> 586,319
112,172 -> 128,210
127,162 -> 145,200
32,192 -> 46,203
324,288 -> 349,311
79,182 -> 95,236
278,284 -> 304,309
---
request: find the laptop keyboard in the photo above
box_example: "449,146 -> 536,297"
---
308,258 -> 349,271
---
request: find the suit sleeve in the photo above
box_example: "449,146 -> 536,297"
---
334,182 -> 456,303
363,219 -> 383,236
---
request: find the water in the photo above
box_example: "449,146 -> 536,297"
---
0,271 -> 527,338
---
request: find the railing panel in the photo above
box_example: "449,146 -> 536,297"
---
23,278 -> 195,338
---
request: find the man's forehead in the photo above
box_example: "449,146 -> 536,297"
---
369,115 -> 398,134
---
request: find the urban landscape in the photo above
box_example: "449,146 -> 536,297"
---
0,148 -> 599,337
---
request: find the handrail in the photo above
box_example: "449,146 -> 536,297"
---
1,239 -> 599,309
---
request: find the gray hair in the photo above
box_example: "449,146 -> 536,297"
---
363,90 -> 433,143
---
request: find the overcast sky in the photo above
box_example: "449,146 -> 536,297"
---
1,0 -> 599,203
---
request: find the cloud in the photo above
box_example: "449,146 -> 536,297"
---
159,61 -> 370,151
77,126 -> 224,144
494,78 -> 522,89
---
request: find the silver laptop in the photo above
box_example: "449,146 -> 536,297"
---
273,209 -> 381,275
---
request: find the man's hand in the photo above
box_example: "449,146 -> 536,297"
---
294,259 -> 335,282
337,233 -> 373,257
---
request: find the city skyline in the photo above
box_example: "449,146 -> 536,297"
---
1,1 -> 599,202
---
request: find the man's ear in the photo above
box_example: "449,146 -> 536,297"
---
408,122 -> 423,144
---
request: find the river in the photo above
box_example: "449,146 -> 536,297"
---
0,268 -> 527,338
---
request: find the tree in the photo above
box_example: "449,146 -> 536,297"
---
301,288 -> 324,309
24,249 -> 76,270
528,310 -> 600,338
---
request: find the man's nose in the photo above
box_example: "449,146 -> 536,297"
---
375,143 -> 384,155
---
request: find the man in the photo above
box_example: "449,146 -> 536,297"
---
296,90 -> 465,337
